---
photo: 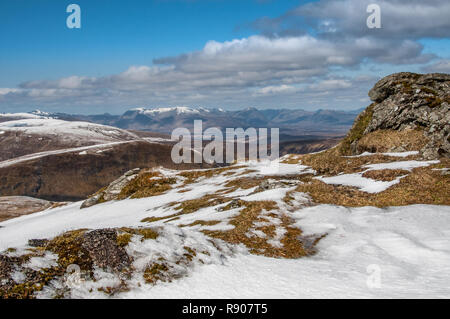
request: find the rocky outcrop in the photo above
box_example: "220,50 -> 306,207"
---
81,229 -> 132,272
344,72 -> 449,159
80,168 -> 141,208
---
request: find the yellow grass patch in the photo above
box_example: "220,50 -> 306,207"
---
119,171 -> 176,199
356,129 -> 428,154
361,169 -> 409,181
204,200 -> 313,258
295,165 -> 449,207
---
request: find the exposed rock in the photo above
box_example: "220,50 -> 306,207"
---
346,72 -> 449,159
0,255 -> 14,280
82,229 -> 132,272
256,178 -> 299,192
28,239 -> 49,247
80,168 -> 141,208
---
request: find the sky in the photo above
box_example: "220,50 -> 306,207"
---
0,0 -> 449,114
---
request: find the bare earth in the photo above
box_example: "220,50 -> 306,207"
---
0,196 -> 52,222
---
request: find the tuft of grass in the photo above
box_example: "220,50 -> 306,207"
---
356,129 -> 428,154
176,195 -> 231,214
118,227 -> 159,241
339,103 -> 375,155
224,177 -> 262,190
180,220 -> 221,228
116,233 -> 133,247
118,171 -> 176,199
203,200 -> 314,258
424,95 -> 443,108
46,229 -> 91,270
143,263 -> 169,284
361,169 -> 409,181
137,228 -> 159,240
179,166 -> 244,184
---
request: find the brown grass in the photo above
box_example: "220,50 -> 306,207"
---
223,177 -> 263,190
204,200 -> 313,258
179,166 -> 244,184
362,169 -> 410,181
339,103 -> 374,155
141,195 -> 231,224
175,195 -> 231,214
180,220 -> 222,227
295,164 -> 449,207
118,171 -> 176,199
299,147 -> 416,176
356,129 -> 428,154
118,227 -> 159,241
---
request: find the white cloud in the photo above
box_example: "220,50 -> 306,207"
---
422,59 -> 450,73
1,0 -> 447,112
255,85 -> 296,95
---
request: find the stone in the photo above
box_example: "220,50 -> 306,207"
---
82,229 -> 132,272
360,72 -> 450,159
80,168 -> 141,208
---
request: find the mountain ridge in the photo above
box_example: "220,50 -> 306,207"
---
6,106 -> 361,136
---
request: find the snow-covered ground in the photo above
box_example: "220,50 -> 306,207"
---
0,118 -> 139,143
1,158 -> 449,298
123,206 -> 450,299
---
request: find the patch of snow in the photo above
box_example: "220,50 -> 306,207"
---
118,204 -> 450,298
0,118 -> 139,143
245,160 -> 314,176
137,106 -> 202,115
78,151 -> 87,155
364,160 -> 439,171
24,252 -> 59,271
382,151 -> 419,157
241,187 -> 296,201
0,112 -> 46,120
11,271 -> 26,284
316,174 -> 403,193
143,137 -> 173,143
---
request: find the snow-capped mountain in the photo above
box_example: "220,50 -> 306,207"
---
24,106 -> 359,135
105,106 -> 359,135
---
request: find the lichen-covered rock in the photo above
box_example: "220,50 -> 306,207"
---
28,239 -> 49,247
80,168 -> 141,208
345,72 -> 449,159
82,229 -> 132,272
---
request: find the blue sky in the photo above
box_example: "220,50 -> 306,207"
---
0,0 -> 299,86
0,0 -> 449,114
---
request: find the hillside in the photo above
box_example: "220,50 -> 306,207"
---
0,117 -> 208,201
0,118 -> 140,161
0,72 -> 449,298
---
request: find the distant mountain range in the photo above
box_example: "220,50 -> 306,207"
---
36,106 -> 362,136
